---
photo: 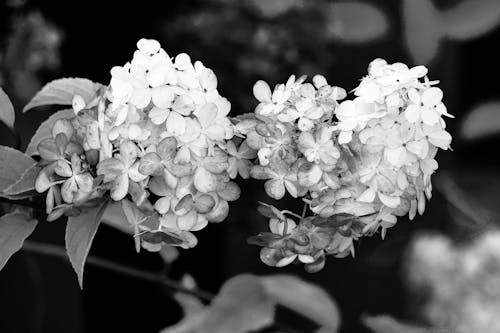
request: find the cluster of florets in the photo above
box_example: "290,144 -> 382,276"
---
245,59 -> 453,271
35,39 -> 241,250
34,95 -> 106,221
33,45 -> 451,269
233,74 -> 347,200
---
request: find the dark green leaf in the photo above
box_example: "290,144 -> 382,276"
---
262,275 -> 341,332
162,274 -> 274,333
403,0 -> 441,64
326,2 -> 388,43
65,199 -> 109,288
201,274 -> 274,333
0,146 -> 36,192
23,78 -> 103,113
162,274 -> 341,333
25,108 -> 75,156
0,87 -> 15,130
0,212 -> 38,271
101,201 -> 133,235
443,0 -> 500,41
4,163 -> 41,195
461,101 -> 500,140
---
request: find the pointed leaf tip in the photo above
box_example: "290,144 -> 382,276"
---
65,199 -> 109,288
0,212 -> 38,271
0,88 -> 15,131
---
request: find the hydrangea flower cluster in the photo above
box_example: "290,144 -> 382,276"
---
35,39 -> 241,250
244,59 -> 453,271
32,42 -> 451,271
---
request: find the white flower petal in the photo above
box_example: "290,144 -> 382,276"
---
422,87 -> 443,107
137,38 -> 161,54
151,85 -> 175,108
421,107 -> 440,125
253,80 -> 272,102
357,188 -> 376,203
378,193 -> 400,208
149,106 -> 169,125
404,104 -> 420,123
166,112 -> 186,136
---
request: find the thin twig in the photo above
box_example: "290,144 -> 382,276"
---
21,240 -> 214,302
21,241 -> 303,333
0,197 -> 43,210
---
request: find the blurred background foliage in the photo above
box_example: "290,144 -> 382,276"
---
2,0 -> 500,332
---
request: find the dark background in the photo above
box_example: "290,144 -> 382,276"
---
1,0 -> 500,332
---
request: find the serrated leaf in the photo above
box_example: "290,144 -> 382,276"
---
0,87 -> 15,131
65,199 -> 109,288
4,163 -> 41,195
363,314 -> 440,333
403,0 -> 441,64
443,0 -> 500,41
25,108 -> 75,156
0,146 -> 36,192
461,101 -> 500,140
0,212 -> 38,271
23,78 -> 103,113
262,275 -> 341,332
326,2 -> 388,43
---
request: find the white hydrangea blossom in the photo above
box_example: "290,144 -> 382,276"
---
244,59 -> 453,271
33,45 -> 452,271
36,38 -> 241,251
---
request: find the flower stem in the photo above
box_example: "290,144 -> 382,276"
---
21,240 -> 214,301
301,202 -> 308,218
